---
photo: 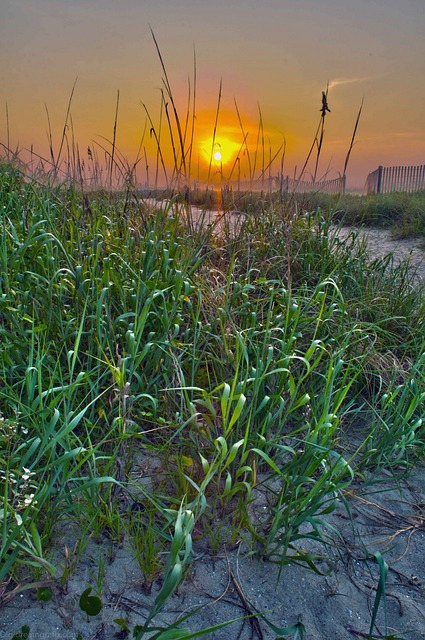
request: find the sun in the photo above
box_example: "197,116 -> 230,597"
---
201,138 -> 240,168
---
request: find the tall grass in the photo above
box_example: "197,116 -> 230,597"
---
1,157 -> 424,609
1,41 -> 424,637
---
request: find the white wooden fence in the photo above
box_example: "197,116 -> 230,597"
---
366,165 -> 425,194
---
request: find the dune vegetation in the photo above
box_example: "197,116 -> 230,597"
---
1,154 -> 425,637
1,41 -> 425,636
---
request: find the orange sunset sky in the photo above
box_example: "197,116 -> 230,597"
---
1,0 -> 424,189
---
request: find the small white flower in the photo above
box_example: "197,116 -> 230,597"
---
24,494 -> 36,506
21,467 -> 35,481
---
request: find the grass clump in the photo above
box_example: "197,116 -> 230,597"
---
225,187 -> 425,239
315,190 -> 425,238
0,159 -> 424,637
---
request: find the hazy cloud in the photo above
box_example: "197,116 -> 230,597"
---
328,77 -> 372,90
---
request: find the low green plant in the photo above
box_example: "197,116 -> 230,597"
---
361,350 -> 425,471
133,502 -> 198,639
79,586 -> 103,617
127,502 -> 166,593
9,625 -> 30,640
369,552 -> 389,639
346,552 -> 409,640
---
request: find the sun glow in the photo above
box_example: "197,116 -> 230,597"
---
201,136 -> 242,171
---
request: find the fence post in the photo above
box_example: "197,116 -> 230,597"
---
376,166 -> 383,194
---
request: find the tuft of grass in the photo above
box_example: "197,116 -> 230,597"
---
330,190 -> 425,238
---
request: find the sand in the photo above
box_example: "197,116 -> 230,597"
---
1,468 -> 425,639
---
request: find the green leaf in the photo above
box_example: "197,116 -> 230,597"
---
220,383 -> 231,422
11,625 -> 30,640
224,439 -> 244,468
114,617 -> 131,633
153,629 -> 192,639
369,552 -> 388,638
36,586 -> 53,602
79,587 -> 102,616
226,394 -> 246,434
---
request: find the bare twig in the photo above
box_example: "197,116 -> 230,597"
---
230,570 -> 264,640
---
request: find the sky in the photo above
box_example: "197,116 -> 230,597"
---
1,0 -> 424,189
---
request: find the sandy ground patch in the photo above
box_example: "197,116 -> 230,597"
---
1,468 -> 425,640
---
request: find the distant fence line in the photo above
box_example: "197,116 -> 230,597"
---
226,175 -> 346,194
279,175 -> 346,194
140,174 -> 347,195
366,164 -> 425,194
162,175 -> 346,195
